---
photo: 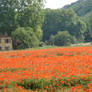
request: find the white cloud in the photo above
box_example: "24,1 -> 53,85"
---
45,0 -> 78,9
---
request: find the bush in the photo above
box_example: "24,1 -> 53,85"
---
39,42 -> 46,47
70,36 -> 78,44
49,31 -> 72,46
12,27 -> 41,49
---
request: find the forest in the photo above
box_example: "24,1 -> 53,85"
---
0,0 -> 92,49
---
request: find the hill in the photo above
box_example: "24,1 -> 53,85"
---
64,0 -> 92,17
64,0 -> 92,42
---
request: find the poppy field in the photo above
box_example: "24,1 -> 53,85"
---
0,46 -> 92,92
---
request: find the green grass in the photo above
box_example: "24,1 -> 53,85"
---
28,45 -> 58,50
27,44 -> 92,51
2,44 -> 92,52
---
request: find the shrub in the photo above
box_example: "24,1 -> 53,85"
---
49,31 -> 72,46
12,27 -> 41,49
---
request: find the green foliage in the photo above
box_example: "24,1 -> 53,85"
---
0,0 -> 44,49
64,0 -> 92,17
17,79 -> 49,90
12,27 -> 42,49
42,9 -> 86,43
42,0 -> 92,44
0,0 -> 18,35
49,35 -> 55,45
84,18 -> 92,42
0,77 -> 91,91
17,6 -> 44,28
49,31 -> 71,46
17,77 -> 90,91
70,36 -> 78,44
64,0 -> 92,42
39,41 -> 46,47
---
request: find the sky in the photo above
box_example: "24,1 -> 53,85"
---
45,0 -> 78,9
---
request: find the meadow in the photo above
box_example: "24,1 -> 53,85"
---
0,46 -> 92,92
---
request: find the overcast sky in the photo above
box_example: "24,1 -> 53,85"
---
45,0 -> 78,9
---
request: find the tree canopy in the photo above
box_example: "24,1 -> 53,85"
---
12,27 -> 42,49
42,9 -> 86,43
0,0 -> 44,35
0,0 -> 44,49
49,31 -> 71,46
64,0 -> 92,42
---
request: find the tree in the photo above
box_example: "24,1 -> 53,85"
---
0,0 -> 44,49
0,0 -> 18,35
64,0 -> 92,42
42,9 -> 59,41
49,35 -> 55,45
0,0 -> 44,35
42,9 -> 86,43
84,17 -> 92,42
12,27 -> 42,49
17,6 -> 44,28
49,31 -> 71,46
